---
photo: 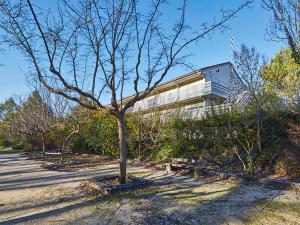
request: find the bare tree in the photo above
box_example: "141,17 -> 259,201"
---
263,0 -> 300,64
12,95 -> 40,152
34,91 -> 57,156
11,89 -> 68,155
0,0 -> 253,183
233,44 -> 267,153
59,105 -> 91,164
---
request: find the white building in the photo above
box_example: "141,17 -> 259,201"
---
125,62 -> 248,119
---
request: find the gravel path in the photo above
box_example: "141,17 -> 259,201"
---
0,154 -> 299,225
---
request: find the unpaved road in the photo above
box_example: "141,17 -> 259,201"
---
0,154 -> 299,225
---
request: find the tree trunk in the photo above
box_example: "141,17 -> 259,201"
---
41,133 -> 46,157
117,113 -> 127,184
60,127 -> 79,164
234,147 -> 247,172
61,140 -> 66,165
256,117 -> 262,153
28,134 -> 33,156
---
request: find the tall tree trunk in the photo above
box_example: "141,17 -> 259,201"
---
256,115 -> 262,153
61,140 -> 66,165
117,113 -> 127,184
256,125 -> 262,152
28,134 -> 33,155
41,133 -> 46,157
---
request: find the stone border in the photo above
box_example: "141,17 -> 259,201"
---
87,175 -> 154,195
166,163 -> 300,189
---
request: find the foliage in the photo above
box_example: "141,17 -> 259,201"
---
126,112 -> 164,160
0,138 -> 10,149
261,48 -> 300,110
12,143 -> 24,150
0,147 -> 23,154
152,107 -> 296,175
0,92 -> 298,176
83,112 -> 119,158
0,98 -> 17,146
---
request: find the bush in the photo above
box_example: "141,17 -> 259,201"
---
12,143 -> 24,150
151,109 -> 299,175
275,149 -> 300,177
0,139 -> 10,148
26,103 -> 298,177
82,113 -> 119,157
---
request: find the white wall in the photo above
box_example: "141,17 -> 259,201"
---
201,64 -> 232,87
131,79 -> 206,111
202,63 -> 243,89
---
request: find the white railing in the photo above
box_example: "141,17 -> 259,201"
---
236,91 -> 250,109
205,103 -> 232,112
175,103 -> 232,119
129,81 -> 230,112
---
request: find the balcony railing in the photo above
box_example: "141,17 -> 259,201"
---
129,81 -> 230,112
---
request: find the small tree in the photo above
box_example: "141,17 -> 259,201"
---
233,44 -> 267,153
261,48 -> 300,110
0,0 -> 253,183
10,90 -> 66,155
59,106 -> 91,164
30,91 -> 56,156
0,98 -> 17,146
11,95 -> 40,152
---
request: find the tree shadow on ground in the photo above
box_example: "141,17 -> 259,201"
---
142,180 -> 287,225
0,198 -> 97,225
0,154 -> 292,225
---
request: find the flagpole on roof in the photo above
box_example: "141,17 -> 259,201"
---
229,36 -> 236,57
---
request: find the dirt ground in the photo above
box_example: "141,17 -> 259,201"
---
0,154 -> 299,225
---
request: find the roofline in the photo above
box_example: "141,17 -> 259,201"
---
200,61 -> 232,72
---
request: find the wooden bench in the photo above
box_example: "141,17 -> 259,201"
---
45,149 -> 61,156
166,158 -> 207,173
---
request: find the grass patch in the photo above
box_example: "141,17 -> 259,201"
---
128,171 -> 151,178
244,201 -> 300,225
173,192 -> 203,204
0,147 -> 23,154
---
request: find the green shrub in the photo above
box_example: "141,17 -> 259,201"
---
156,145 -> 178,162
12,143 -> 24,150
275,149 -> 300,177
15,102 -> 296,176
0,139 -> 10,148
83,113 -> 119,157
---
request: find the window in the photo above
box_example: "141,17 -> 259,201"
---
182,107 -> 199,118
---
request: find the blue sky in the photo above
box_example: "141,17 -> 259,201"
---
0,0 -> 284,102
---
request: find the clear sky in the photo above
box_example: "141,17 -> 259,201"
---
0,0 -> 285,103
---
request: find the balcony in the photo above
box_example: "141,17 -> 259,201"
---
129,81 -> 230,112
206,81 -> 230,98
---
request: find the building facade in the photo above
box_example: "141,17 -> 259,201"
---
126,62 -> 248,119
